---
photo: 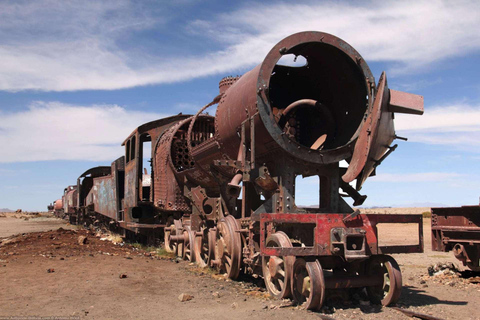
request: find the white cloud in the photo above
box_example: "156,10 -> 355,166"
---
371,172 -> 464,183
0,0 -> 479,91
0,102 -> 166,163
395,104 -> 480,147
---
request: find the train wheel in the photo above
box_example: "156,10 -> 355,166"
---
183,227 -> 196,262
466,245 -> 480,271
176,236 -> 184,259
291,259 -> 325,310
366,255 -> 402,306
164,224 -> 176,253
207,228 -> 217,267
262,232 -> 294,299
215,216 -> 241,279
194,226 -> 212,268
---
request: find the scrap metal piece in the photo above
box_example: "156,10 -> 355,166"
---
391,307 -> 445,320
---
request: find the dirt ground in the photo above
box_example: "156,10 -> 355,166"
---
0,212 -> 75,238
1,210 -> 479,320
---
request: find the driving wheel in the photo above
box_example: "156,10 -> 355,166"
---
262,231 -> 294,299
291,258 -> 325,310
366,255 -> 402,306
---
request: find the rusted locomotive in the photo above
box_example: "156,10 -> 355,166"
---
431,204 -> 480,271
61,31 -> 425,309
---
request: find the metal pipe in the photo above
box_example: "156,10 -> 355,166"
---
229,146 -> 244,187
282,99 -> 318,117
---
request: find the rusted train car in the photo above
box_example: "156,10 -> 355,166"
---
60,31 -> 425,309
431,204 -> 480,271
52,199 -> 63,217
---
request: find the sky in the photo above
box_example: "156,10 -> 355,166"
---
1,0 -> 480,211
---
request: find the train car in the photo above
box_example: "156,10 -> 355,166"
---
69,166 -> 112,224
52,199 -> 63,217
62,185 -> 77,220
61,31 -> 425,309
431,204 -> 480,271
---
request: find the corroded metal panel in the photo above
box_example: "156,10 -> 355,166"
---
91,173 -> 117,220
431,205 -> 480,250
124,160 -> 137,209
154,123 -> 190,212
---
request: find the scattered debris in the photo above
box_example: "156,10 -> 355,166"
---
427,262 -> 457,276
423,262 -> 480,288
391,307 -> 445,320
178,293 -> 193,302
0,237 -> 20,247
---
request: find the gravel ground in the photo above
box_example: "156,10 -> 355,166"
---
0,209 -> 479,320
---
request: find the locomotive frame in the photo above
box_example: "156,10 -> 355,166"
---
56,31 -> 426,310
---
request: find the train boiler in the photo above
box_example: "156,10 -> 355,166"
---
172,31 -> 425,309
65,31 -> 425,310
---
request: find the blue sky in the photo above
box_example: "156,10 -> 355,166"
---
1,0 -> 480,211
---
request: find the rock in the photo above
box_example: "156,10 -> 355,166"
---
212,292 -> 221,298
78,236 -> 88,245
15,209 -> 22,213
178,293 -> 193,302
47,268 -> 55,273
231,302 -> 238,309
119,273 -> 127,279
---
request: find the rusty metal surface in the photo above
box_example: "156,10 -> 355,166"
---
57,31 -> 427,308
118,222 -> 165,229
53,199 -> 63,211
259,213 -> 423,257
153,121 -> 191,212
124,160 -> 137,210
219,76 -> 240,94
391,307 -> 445,320
389,89 -> 424,115
431,205 -> 480,248
342,72 -> 391,186
256,31 -> 374,165
91,174 -> 117,220
77,166 -> 111,208
63,186 -> 77,214
343,73 -> 424,188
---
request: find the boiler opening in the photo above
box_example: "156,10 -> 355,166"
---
268,42 -> 368,151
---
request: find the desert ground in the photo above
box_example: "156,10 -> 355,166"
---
1,209 -> 479,320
